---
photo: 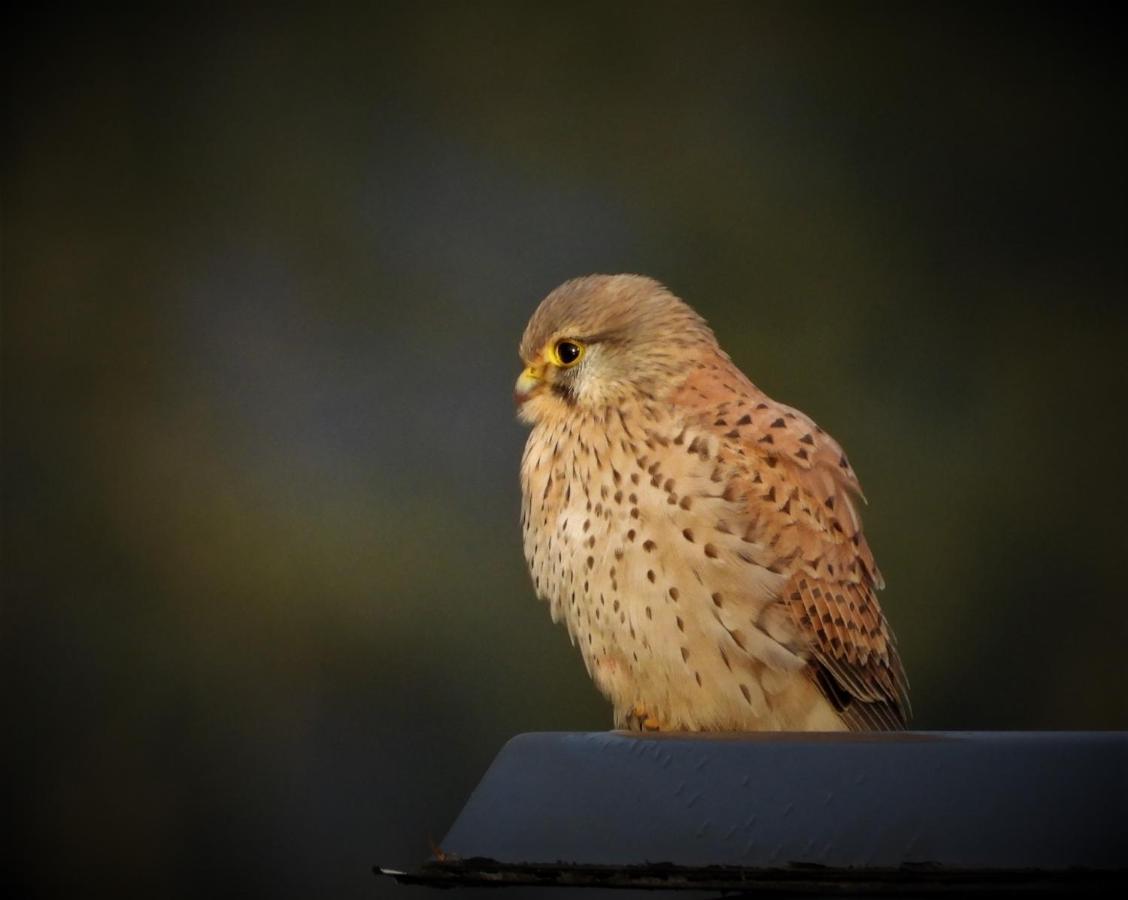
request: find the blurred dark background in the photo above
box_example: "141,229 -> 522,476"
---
4,3 -> 1125,898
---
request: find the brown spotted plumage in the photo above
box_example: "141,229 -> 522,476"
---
516,274 -> 909,731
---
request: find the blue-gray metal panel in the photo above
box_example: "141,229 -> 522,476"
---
439,731 -> 1126,871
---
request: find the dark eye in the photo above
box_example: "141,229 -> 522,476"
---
554,340 -> 584,367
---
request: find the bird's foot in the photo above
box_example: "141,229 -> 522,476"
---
623,703 -> 662,732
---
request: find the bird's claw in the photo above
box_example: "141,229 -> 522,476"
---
623,704 -> 662,732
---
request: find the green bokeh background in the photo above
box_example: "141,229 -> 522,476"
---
5,4 -> 1125,898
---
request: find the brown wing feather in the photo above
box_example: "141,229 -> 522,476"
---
675,363 -> 910,729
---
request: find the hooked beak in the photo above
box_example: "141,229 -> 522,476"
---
514,365 -> 543,405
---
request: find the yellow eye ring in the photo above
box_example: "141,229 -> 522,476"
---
551,339 -> 585,368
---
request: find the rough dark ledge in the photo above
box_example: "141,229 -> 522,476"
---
378,731 -> 1127,892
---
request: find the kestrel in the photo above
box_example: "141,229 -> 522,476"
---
516,274 -> 908,731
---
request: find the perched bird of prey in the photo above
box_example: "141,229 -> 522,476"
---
516,275 -> 908,732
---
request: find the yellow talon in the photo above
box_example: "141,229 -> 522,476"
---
643,716 -> 661,731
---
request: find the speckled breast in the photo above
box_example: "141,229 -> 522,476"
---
519,402 -> 799,729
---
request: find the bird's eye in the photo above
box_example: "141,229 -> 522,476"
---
553,340 -> 584,367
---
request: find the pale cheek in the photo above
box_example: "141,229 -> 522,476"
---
569,365 -> 607,405
572,373 -> 629,409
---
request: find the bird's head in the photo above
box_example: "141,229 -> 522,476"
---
515,274 -> 719,424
